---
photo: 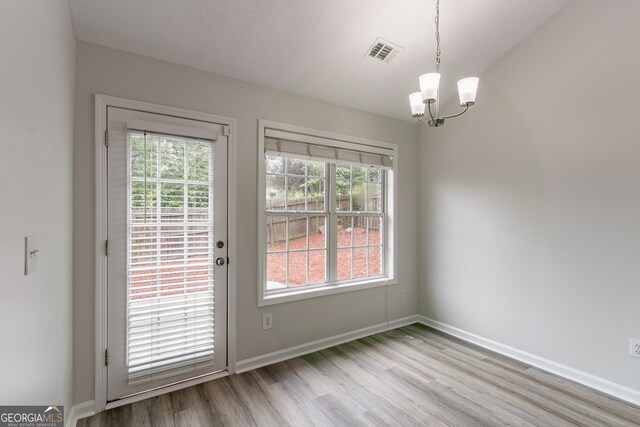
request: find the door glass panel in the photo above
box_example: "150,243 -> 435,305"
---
127,132 -> 216,381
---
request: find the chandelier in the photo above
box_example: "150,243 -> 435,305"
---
409,0 -> 479,126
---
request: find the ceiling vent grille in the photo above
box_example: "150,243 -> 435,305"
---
365,37 -> 402,63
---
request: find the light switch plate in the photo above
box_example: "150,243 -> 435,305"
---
25,235 -> 39,275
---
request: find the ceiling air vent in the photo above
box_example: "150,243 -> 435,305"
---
365,37 -> 402,63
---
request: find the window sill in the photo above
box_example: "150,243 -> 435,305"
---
258,277 -> 397,307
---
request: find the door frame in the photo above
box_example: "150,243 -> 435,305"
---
94,94 -> 237,412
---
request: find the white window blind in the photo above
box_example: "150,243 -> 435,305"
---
127,130 -> 216,383
264,128 -> 394,169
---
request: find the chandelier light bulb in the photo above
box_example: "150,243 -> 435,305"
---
409,92 -> 426,117
457,77 -> 479,106
419,73 -> 441,103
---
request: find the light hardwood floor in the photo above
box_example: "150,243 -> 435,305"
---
78,324 -> 640,426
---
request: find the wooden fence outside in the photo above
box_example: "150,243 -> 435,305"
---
266,197 -> 380,245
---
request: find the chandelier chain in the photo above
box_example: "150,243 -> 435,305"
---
435,0 -> 441,66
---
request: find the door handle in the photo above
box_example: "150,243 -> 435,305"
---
215,257 -> 225,266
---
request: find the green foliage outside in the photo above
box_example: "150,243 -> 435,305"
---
129,133 -> 212,209
265,156 -> 383,212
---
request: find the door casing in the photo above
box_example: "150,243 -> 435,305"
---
94,94 -> 237,412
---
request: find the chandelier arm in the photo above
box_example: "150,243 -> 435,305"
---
427,101 -> 436,121
416,116 -> 430,123
440,105 -> 469,120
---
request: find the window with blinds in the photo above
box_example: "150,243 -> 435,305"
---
127,131 -> 216,382
259,123 -> 397,304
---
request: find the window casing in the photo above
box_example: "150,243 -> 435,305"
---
258,121 -> 397,306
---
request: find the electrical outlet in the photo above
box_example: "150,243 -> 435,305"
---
262,313 -> 273,330
401,289 -> 406,300
631,339 -> 640,359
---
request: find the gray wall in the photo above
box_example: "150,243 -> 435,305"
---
0,0 -> 75,410
418,0 -> 640,391
73,41 -> 419,404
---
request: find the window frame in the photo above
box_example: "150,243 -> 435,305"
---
257,120 -> 397,307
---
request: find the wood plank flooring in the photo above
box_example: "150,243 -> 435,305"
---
78,324 -> 640,426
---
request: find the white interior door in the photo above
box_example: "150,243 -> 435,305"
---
106,107 -> 228,401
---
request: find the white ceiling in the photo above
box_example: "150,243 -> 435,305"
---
69,0 -> 570,122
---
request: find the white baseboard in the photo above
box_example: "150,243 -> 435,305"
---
235,315 -> 419,373
417,315 -> 640,407
66,400 -> 95,427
